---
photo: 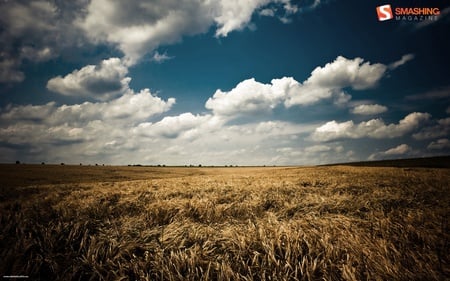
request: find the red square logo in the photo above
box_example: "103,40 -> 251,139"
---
376,4 -> 393,21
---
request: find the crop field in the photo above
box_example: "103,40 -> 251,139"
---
0,163 -> 449,280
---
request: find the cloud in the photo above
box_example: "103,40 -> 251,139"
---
305,56 -> 387,90
206,55 -> 407,117
427,138 -> 450,150
151,51 -> 174,63
415,6 -> 450,29
0,89 -> 175,128
0,57 -> 24,83
205,78 -> 285,117
304,144 -> 331,153
0,87 -> 177,164
368,144 -> 411,160
75,0 -> 309,64
388,53 -> 415,70
284,55 -> 394,107
0,103 -> 313,165
413,117 -> 450,140
259,8 -> 276,17
351,104 -> 388,115
384,144 -> 411,155
0,0 -> 86,82
405,86 -> 450,101
47,58 -> 131,101
312,112 -> 431,141
134,113 -> 218,139
214,0 -> 271,37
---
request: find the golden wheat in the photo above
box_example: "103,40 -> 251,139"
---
0,166 -> 448,280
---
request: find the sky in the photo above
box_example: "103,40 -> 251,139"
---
0,0 -> 449,166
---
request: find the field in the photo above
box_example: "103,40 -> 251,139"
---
0,163 -> 449,280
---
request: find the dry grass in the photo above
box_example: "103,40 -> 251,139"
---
0,165 -> 449,280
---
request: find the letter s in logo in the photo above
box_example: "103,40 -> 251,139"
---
376,4 -> 393,21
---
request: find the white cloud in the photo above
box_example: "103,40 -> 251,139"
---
305,56 -> 387,90
214,0 -> 271,37
384,144 -> 411,155
206,55 -> 406,117
388,53 -> 415,70
427,139 -> 450,150
47,58 -> 130,101
151,51 -> 174,63
205,78 -> 285,117
75,0 -> 309,64
0,87 -> 177,164
312,112 -> 431,141
134,113 -> 218,139
285,56 -> 394,107
351,104 -> 388,115
0,89 -> 175,128
368,144 -> 411,160
259,8 -> 276,17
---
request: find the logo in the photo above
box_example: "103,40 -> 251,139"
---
376,5 -> 394,21
376,4 -> 441,22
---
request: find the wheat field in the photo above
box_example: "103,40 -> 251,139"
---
0,164 -> 449,280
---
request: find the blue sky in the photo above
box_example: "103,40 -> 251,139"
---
0,0 -> 449,165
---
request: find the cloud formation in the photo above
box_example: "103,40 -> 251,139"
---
207,55 -> 407,117
351,104 -> 388,115
312,112 -> 430,141
413,117 -> 450,140
368,144 -> 411,160
47,58 -> 131,101
0,0 -> 85,82
76,0 -> 304,64
427,138 -> 450,150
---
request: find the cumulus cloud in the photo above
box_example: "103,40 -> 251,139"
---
312,112 -> 431,141
134,113 -> 219,139
0,87 -> 178,164
427,138 -> 450,150
75,0 -> 309,64
384,144 -> 411,155
284,56 -> 393,107
368,144 -> 411,160
0,89 -> 175,128
214,0 -> 271,37
0,0 -> 312,76
0,102 -> 312,165
47,58 -> 130,101
305,56 -> 387,90
205,78 -> 285,117
206,55 -> 408,117
351,104 -> 388,115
